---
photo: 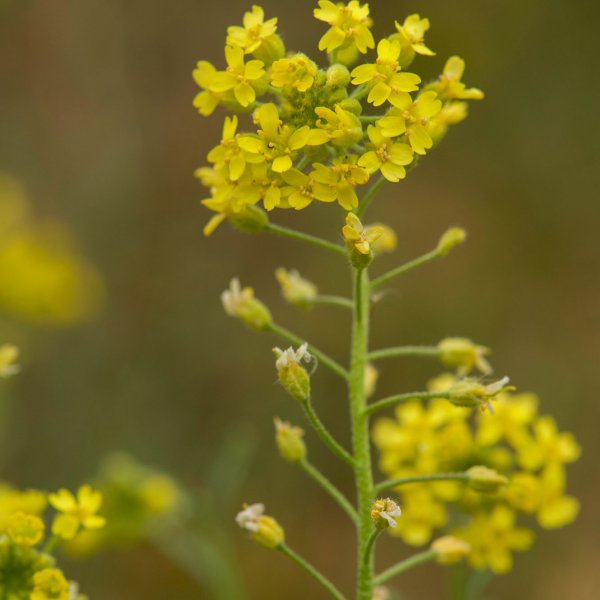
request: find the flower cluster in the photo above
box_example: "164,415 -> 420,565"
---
0,482 -> 105,599
193,3 -> 483,235
372,373 -> 581,573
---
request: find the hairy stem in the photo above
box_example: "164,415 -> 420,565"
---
368,345 -> 440,362
375,473 -> 469,495
299,458 -> 359,525
265,222 -> 347,257
364,391 -> 451,416
370,248 -> 441,290
373,550 -> 437,585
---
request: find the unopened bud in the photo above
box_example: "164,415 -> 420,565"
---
466,466 -> 508,493
236,503 -> 284,549
343,213 -> 382,269
221,279 -> 272,331
449,377 -> 513,413
273,343 -> 312,402
437,227 -> 466,256
326,64 -> 351,87
275,268 -> 317,309
438,337 -> 492,376
252,34 -> 285,65
274,417 -> 306,463
372,586 -> 390,600
431,536 -> 470,564
228,206 -> 269,233
371,497 -> 401,530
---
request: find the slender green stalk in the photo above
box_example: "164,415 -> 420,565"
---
370,248 -> 441,290
278,543 -> 347,600
356,175 -> 386,218
350,84 -> 369,100
359,115 -> 383,123
364,391 -> 451,416
302,397 -> 355,467
42,535 -> 60,554
313,295 -> 354,310
373,550 -> 437,585
368,345 -> 440,362
375,472 -> 469,495
299,458 -> 358,524
265,222 -> 347,257
268,322 -> 349,381
349,267 -> 376,600
362,528 -> 381,566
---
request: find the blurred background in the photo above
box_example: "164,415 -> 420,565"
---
0,0 -> 598,598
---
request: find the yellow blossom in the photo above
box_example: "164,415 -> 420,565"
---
208,46 -> 266,107
49,485 -> 106,540
31,569 -> 70,600
431,536 -> 470,565
311,155 -> 369,210
368,223 -> 396,254
314,1 -> 374,55
0,344 -> 19,378
376,91 -> 442,155
281,168 -> 336,210
270,54 -> 317,92
6,512 -> 45,546
371,497 -> 401,529
314,105 -> 363,148
343,213 -> 383,256
236,503 -> 284,548
351,39 -> 421,107
192,61 -> 225,116
358,125 -> 414,182
428,56 -> 484,101
393,14 -> 435,61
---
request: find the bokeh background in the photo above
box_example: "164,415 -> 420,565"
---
1,0 -> 598,598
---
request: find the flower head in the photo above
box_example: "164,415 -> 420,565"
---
428,56 -> 484,101
49,485 -> 106,540
270,54 -> 317,92
342,212 -> 383,261
236,503 -> 284,548
6,512 -> 45,546
393,14 -> 435,61
371,497 -> 401,529
31,569 -> 70,600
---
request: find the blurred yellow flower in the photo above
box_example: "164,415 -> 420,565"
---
31,568 -> 70,600
49,485 -> 106,540
6,512 -> 45,546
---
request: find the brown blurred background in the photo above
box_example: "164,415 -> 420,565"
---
1,0 -> 598,598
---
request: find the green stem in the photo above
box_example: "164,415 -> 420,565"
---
351,84 -> 370,100
268,322 -> 349,381
370,248 -> 441,290
349,268 -> 375,600
42,535 -> 60,554
362,528 -> 381,566
358,115 -> 383,123
375,473 -> 469,495
278,543 -> 347,600
313,295 -> 353,310
265,223 -> 346,257
368,346 -> 440,362
356,175 -> 386,218
373,550 -> 437,585
302,397 -> 355,467
299,458 -> 358,525
364,391 -> 450,416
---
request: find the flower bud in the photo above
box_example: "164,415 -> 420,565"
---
466,466 -> 508,493
337,98 -> 362,115
274,417 -> 306,463
236,503 -> 284,549
228,206 -> 269,233
273,343 -> 312,402
0,344 -> 20,378
275,268 -> 317,309
371,497 -> 401,530
326,64 -> 351,87
431,536 -> 470,564
438,337 -> 492,376
221,279 -> 272,331
448,377 -> 513,413
437,227 -> 466,256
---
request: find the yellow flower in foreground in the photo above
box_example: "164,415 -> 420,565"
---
358,125 -> 414,182
430,56 -> 484,100
393,14 -> 435,58
314,1 -> 374,55
270,54 -> 317,92
0,343 -> 20,378
49,485 -> 106,540
31,568 -> 70,600
6,512 -> 45,546
342,213 -> 383,255
226,5 -> 278,54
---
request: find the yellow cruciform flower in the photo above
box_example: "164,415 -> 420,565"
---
192,61 -> 224,116
429,56 -> 484,100
49,485 -> 106,540
31,568 -> 70,600
311,155 -> 369,210
208,46 -> 266,107
314,105 -> 363,148
342,212 -> 383,255
351,39 -> 421,106
226,5 -> 278,54
393,14 -> 435,58
270,54 -> 317,92
358,125 -> 414,182
376,91 -> 442,155
281,168 -> 336,210
314,1 -> 374,55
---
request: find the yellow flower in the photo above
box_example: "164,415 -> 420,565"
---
281,168 -> 337,210
314,1 -> 374,55
358,125 -> 414,182
314,105 -> 363,148
6,512 -> 45,546
209,46 -> 266,107
342,213 -> 383,255
49,485 -> 106,540
236,503 -> 284,548
393,14 -> 435,59
0,343 -> 19,378
351,39 -> 421,106
192,61 -> 224,116
428,102 -> 470,143
31,568 -> 70,600
455,505 -> 534,573
368,223 -> 396,254
311,155 -> 369,210
270,54 -> 317,92
0,486 -> 47,530
275,268 -> 318,308
429,56 -> 484,101
226,5 -> 283,63
437,337 -> 492,376
431,536 -> 470,565
376,91 -> 442,155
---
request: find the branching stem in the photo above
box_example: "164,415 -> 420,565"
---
364,391 -> 451,416
373,550 -> 437,585
265,222 -> 347,257
375,472 -> 469,495
370,248 -> 441,290
368,346 -> 440,362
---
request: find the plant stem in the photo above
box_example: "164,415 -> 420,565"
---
375,472 -> 469,495
368,346 -> 440,362
359,115 -> 383,123
299,458 -> 359,525
313,295 -> 354,310
370,248 -> 441,290
302,397 -> 355,467
362,528 -> 380,566
265,222 -> 347,257
356,175 -> 386,218
349,267 -> 375,600
364,391 -> 451,416
373,550 -> 437,585
278,543 -> 347,600
268,322 -> 349,381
